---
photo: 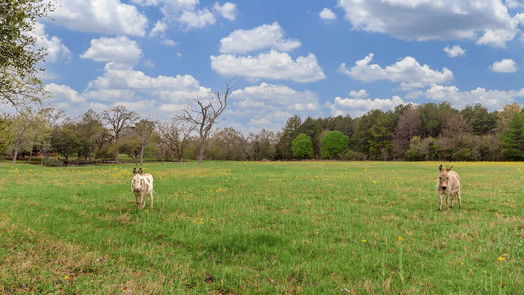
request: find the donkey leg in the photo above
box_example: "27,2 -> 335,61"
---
438,193 -> 443,211
457,190 -> 462,209
149,191 -> 154,209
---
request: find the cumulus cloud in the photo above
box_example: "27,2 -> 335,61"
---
227,83 -> 320,130
220,22 -> 301,54
45,83 -> 85,103
232,82 -> 319,111
415,84 -> 524,110
337,0 -> 520,47
214,2 -> 237,20
211,50 -> 325,83
80,36 -> 142,65
131,0 -> 235,30
476,28 -> 517,48
490,59 -> 518,72
151,21 -> 168,36
328,95 -> 407,117
179,9 -> 216,29
443,45 -> 466,58
339,53 -> 453,89
348,89 -> 369,99
32,23 -> 71,63
319,8 -> 337,20
45,63 -> 211,118
51,0 -> 148,36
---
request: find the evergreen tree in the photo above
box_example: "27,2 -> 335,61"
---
275,115 -> 302,160
501,111 -> 524,160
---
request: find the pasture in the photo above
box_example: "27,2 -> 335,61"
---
0,161 -> 523,294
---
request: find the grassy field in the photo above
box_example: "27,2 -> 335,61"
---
0,161 -> 523,294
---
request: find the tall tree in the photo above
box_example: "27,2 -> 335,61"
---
460,104 -> 497,135
207,127 -> 248,160
158,119 -> 196,163
178,81 -> 232,163
51,128 -> 81,166
133,119 -> 156,165
1,0 -> 52,108
497,103 -> 521,133
75,109 -> 110,159
101,105 -> 139,162
501,110 -> 524,160
393,107 -> 422,158
247,129 -> 277,160
275,115 -> 302,160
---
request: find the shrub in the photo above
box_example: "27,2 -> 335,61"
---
291,133 -> 314,159
321,130 -> 349,159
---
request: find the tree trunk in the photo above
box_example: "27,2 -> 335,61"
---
140,143 -> 144,165
12,149 -> 18,164
28,150 -> 33,162
198,137 -> 205,163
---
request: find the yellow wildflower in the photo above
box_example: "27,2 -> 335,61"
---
63,275 -> 70,280
497,257 -> 506,261
397,236 -> 404,241
361,239 -> 367,243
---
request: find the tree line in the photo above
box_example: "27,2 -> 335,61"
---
1,102 -> 523,165
276,102 -> 524,161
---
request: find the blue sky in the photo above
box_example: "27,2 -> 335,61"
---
21,0 -> 524,131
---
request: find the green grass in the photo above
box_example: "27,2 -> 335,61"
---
1,161 -> 523,294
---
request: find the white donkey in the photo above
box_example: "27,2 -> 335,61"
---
436,164 -> 461,211
131,168 -> 154,209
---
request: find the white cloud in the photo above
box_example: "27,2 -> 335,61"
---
348,89 -> 369,99
417,84 -> 524,110
231,82 -> 319,112
80,36 -> 142,65
179,9 -> 216,29
490,59 -> 517,72
32,23 -> 71,63
443,45 -> 466,58
219,22 -> 301,54
506,0 -> 523,9
320,8 -> 337,20
328,95 -> 407,117
211,50 -> 326,83
45,63 -> 211,119
476,29 -> 517,48
51,0 -> 148,36
337,0 -> 520,47
151,21 -> 168,36
163,39 -> 177,46
87,63 -> 209,97
45,83 -> 85,103
339,53 -> 453,89
132,0 -> 234,30
214,2 -> 237,20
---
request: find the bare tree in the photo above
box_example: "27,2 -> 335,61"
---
158,119 -> 196,163
101,105 -> 138,161
178,81 -> 232,163
133,119 -> 156,165
392,107 -> 422,158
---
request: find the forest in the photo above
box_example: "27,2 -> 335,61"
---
1,101 -> 523,165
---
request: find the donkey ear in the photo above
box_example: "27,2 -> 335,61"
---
447,166 -> 454,171
132,168 -> 137,174
138,168 -> 143,174
438,164 -> 443,172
